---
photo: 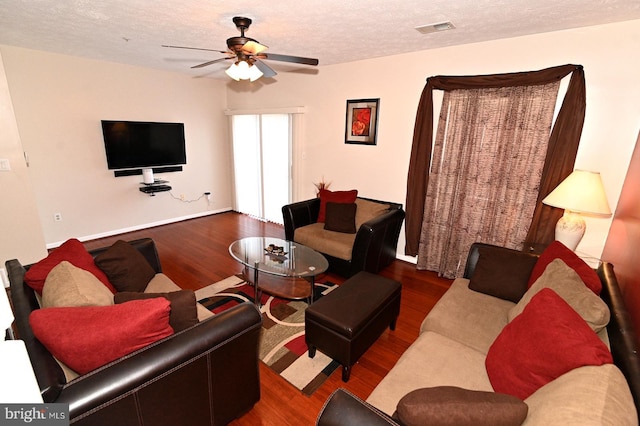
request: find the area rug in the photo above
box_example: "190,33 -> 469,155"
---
195,275 -> 340,396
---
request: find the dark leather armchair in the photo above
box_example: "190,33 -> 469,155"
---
7,238 -> 262,426
282,197 -> 405,277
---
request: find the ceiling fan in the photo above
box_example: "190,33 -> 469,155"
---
162,16 -> 319,81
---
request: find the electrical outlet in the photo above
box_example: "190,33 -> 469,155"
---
0,158 -> 10,171
54,213 -> 62,221
205,192 -> 211,203
180,194 -> 185,201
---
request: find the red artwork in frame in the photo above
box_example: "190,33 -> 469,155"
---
345,98 -> 379,145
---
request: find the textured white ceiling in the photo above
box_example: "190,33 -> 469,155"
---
1,0 -> 639,79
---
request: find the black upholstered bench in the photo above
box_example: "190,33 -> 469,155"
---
305,271 -> 401,381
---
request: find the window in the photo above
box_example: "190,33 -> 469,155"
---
230,113 -> 292,224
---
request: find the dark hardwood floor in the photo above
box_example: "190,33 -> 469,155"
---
84,212 -> 452,425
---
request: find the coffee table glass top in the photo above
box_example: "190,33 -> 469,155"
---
228,237 -> 329,278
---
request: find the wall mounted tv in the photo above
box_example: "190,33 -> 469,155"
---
101,120 -> 186,175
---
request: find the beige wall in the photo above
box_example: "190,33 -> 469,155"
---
227,19 -> 640,262
0,53 -> 47,265
0,46 -> 233,256
1,19 -> 638,266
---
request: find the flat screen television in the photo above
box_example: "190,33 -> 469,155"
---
101,120 -> 186,170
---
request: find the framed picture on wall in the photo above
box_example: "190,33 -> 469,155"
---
345,98 -> 379,145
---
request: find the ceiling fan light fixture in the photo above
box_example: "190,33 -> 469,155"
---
248,64 -> 264,81
225,60 -> 263,81
225,62 -> 242,80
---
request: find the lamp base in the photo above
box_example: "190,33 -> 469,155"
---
555,211 -> 586,251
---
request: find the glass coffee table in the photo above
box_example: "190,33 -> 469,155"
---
228,237 -> 329,308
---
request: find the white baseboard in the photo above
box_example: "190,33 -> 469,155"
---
46,207 -> 233,249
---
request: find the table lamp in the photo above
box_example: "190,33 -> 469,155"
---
542,169 -> 612,251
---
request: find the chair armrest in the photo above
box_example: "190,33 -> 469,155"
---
316,388 -> 399,426
58,302 -> 262,418
6,258 -> 66,402
351,208 -> 405,274
598,262 -> 640,416
282,198 -> 321,240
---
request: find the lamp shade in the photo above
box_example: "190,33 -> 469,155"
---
542,170 -> 612,216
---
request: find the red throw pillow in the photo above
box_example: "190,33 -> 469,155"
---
29,298 -> 173,374
114,290 -> 198,332
528,241 -> 601,295
24,238 -> 116,294
485,288 -> 612,400
317,189 -> 358,223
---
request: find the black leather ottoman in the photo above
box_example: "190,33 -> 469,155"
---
305,271 -> 401,381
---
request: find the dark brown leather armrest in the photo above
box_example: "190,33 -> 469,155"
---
598,263 -> 640,417
282,198 -> 321,240
351,207 -> 405,274
316,388 -> 399,426
57,302 -> 262,418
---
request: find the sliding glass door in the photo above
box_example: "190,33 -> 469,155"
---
231,114 -> 291,224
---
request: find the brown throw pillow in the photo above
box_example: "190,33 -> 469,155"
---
468,246 -> 538,303
114,290 -> 198,332
324,202 -> 357,234
396,386 -> 528,426
94,240 -> 156,292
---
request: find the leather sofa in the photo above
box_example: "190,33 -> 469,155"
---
316,243 -> 640,425
282,196 -> 405,277
7,238 -> 262,426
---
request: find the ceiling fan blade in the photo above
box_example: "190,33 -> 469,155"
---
254,60 -> 277,78
191,57 -> 233,69
242,40 -> 268,55
162,44 -> 228,54
259,53 -> 319,66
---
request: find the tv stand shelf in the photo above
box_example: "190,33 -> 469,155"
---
140,180 -> 171,195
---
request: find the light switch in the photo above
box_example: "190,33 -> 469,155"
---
0,159 -> 11,171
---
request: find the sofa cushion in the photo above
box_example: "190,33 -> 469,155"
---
318,189 -> 358,222
468,245 -> 538,303
324,202 -> 357,233
395,386 -> 528,426
486,288 -> 613,400
508,258 -> 610,332
354,198 -> 390,229
94,240 -> 156,292
421,278 -> 513,354
294,223 -> 356,261
29,298 -> 173,374
528,240 -> 601,294
42,261 -> 114,308
524,365 -> 637,425
367,331 -> 493,416
115,290 -> 198,332
24,238 -> 116,294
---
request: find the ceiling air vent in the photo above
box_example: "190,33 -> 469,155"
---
415,21 -> 455,34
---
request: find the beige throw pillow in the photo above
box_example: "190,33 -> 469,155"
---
508,258 -> 609,332
42,261 -> 114,308
354,198 -> 390,229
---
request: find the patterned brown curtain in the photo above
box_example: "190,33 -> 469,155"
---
417,83 -> 560,277
405,64 -> 586,258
